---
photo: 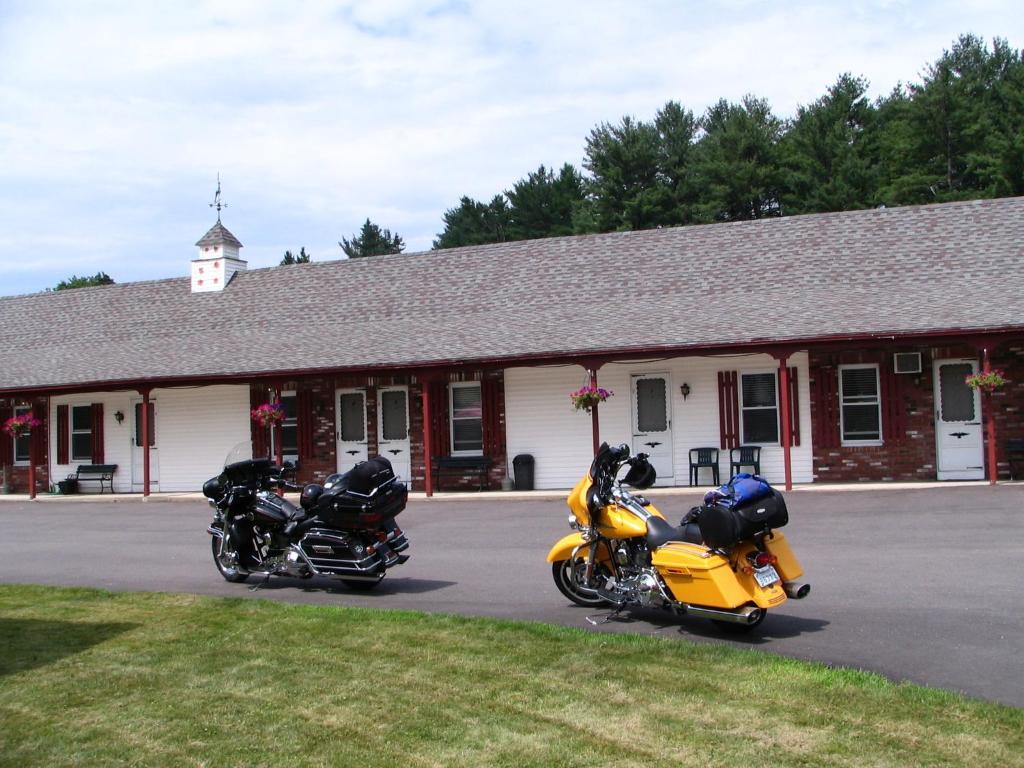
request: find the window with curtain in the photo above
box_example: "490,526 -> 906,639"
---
740,372 -> 779,444
449,383 -> 483,455
840,365 -> 882,443
71,405 -> 93,462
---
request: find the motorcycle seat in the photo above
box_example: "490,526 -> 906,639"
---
646,516 -> 703,549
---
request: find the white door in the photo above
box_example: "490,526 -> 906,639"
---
336,389 -> 368,473
933,359 -> 984,480
631,373 -> 674,485
130,399 -> 159,491
378,386 -> 411,486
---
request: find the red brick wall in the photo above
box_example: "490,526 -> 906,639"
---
3,397 -> 50,495
254,371 -> 508,492
810,343 -> 1024,481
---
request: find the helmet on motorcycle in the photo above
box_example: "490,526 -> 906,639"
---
202,476 -> 226,500
300,483 -> 324,511
622,457 -> 656,489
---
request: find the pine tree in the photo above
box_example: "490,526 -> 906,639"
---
506,164 -> 586,240
340,220 -> 404,259
432,196 -> 512,249
280,247 -> 311,265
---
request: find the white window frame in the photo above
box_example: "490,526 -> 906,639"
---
70,404 -> 93,463
839,364 -> 883,446
739,370 -> 780,446
449,382 -> 484,457
12,404 -> 31,465
270,390 -> 299,464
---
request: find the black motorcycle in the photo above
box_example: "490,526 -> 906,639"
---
203,443 -> 410,590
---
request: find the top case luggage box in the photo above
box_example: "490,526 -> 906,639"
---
314,457 -> 408,529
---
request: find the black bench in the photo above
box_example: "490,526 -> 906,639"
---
69,464 -> 118,494
432,456 -> 493,491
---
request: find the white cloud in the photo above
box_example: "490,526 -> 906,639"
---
0,0 -> 1021,293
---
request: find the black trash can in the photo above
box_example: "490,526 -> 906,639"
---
58,478 -> 78,495
512,454 -> 535,491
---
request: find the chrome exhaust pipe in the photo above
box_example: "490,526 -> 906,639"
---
206,525 -> 224,539
683,604 -> 763,625
783,581 -> 811,599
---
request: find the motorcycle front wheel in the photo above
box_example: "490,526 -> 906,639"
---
211,534 -> 249,583
551,559 -> 613,608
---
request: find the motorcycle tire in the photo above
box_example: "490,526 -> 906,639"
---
211,534 -> 249,583
551,559 -> 613,608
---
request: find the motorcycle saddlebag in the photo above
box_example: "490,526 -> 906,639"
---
314,457 -> 407,529
698,490 -> 789,550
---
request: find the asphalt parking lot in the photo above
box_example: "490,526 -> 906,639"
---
0,484 -> 1022,706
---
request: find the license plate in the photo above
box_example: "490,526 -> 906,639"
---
754,565 -> 780,588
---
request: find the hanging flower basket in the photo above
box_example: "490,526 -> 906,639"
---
251,402 -> 285,428
570,385 -> 613,414
2,412 -> 41,438
965,369 -> 1008,394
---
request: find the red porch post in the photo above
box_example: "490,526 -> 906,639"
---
27,401 -> 36,499
274,382 -> 284,469
141,388 -> 151,497
983,347 -> 998,485
775,353 -> 793,491
586,365 -> 606,456
422,381 -> 434,498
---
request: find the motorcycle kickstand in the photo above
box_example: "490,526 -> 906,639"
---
248,573 -> 272,592
585,603 -> 627,626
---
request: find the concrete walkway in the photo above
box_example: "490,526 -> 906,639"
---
0,479 -> 1018,503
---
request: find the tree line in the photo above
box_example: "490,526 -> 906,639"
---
52,34 -> 1023,289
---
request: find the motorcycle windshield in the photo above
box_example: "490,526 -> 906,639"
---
223,441 -> 254,470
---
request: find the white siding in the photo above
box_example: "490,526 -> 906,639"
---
153,385 -> 251,492
504,353 -> 813,489
49,392 -> 135,493
50,384 -> 250,494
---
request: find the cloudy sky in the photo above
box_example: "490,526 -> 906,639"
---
1,1 -> 1021,296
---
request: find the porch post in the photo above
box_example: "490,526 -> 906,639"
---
589,367 -> 601,456
27,399 -> 36,500
775,353 -> 793,491
422,381 -> 434,498
141,388 -> 151,497
983,347 -> 998,485
274,382 -> 284,469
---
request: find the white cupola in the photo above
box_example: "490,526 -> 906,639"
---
191,179 -> 246,293
191,221 -> 246,292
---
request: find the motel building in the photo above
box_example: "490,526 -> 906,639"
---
1,196 -> 1022,497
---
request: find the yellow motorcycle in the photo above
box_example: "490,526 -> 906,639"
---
547,443 -> 809,631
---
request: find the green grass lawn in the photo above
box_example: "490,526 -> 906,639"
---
0,585 -> 1020,768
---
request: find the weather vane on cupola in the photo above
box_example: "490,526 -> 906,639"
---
209,173 -> 227,222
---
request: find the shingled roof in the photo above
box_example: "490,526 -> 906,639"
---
195,221 -> 243,249
2,197 -> 1023,393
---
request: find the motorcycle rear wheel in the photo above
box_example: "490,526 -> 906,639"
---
551,559 -> 613,608
211,535 -> 249,583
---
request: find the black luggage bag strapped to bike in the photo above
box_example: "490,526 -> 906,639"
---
315,456 -> 408,529
697,473 -> 789,549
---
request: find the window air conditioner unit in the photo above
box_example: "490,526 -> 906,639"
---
893,352 -> 922,374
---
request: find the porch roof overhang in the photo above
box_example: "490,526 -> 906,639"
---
2,323 -> 1018,398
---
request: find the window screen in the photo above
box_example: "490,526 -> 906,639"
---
740,373 -> 778,444
339,393 -> 365,442
939,364 -> 975,422
381,390 -> 408,441
635,378 -> 667,433
450,383 -> 483,454
71,405 -> 92,462
13,405 -> 31,463
840,366 -> 881,442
